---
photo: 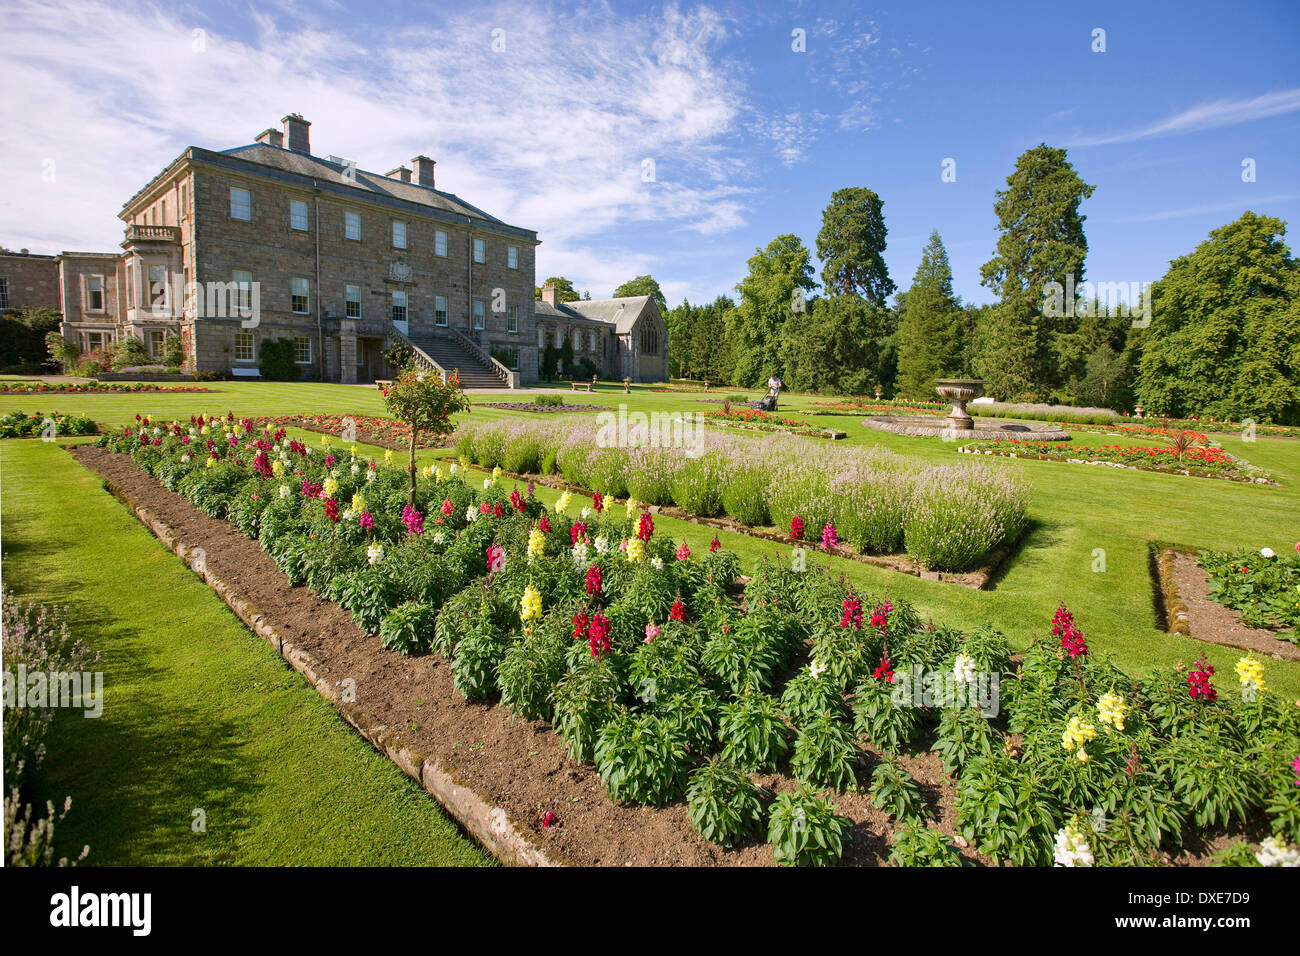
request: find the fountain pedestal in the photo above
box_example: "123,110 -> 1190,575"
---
935,379 -> 985,432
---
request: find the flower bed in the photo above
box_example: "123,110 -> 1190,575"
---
457,420 -> 1029,573
959,438 -> 1274,483
251,414 -> 452,451
703,407 -> 845,438
0,381 -> 212,394
810,398 -> 946,414
88,416 -> 1300,865
1198,546 -> 1300,642
0,410 -> 98,439
1119,415 -> 1300,439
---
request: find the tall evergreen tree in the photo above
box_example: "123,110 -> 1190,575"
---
978,144 -> 1095,400
783,296 -> 897,396
816,187 -> 896,305
728,234 -> 816,387
896,230 -> 964,398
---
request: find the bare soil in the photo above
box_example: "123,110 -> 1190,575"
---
1170,551 -> 1300,661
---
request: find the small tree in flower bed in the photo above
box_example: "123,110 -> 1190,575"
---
382,370 -> 471,507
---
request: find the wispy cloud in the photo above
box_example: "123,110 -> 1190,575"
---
1069,88 -> 1300,147
0,0 -> 754,291
1110,193 -> 1300,223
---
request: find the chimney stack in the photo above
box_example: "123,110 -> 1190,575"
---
282,113 -> 311,153
541,282 -> 559,306
411,155 -> 436,188
386,166 -> 412,183
256,127 -> 284,148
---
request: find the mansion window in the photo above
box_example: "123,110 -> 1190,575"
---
572,329 -> 581,350
344,211 -> 362,241
294,336 -> 312,364
148,330 -> 165,359
0,277 -> 8,310
233,271 -> 253,312
392,291 -> 408,323
392,221 -> 407,249
291,278 -> 310,314
179,184 -> 187,219
234,332 -> 255,362
435,230 -> 448,257
554,327 -> 563,348
290,199 -> 309,231
507,246 -> 518,269
537,325 -> 545,347
498,347 -> 519,371
85,331 -> 106,353
472,238 -> 485,264
507,304 -> 518,333
589,331 -> 597,351
435,295 -> 448,327
230,186 -> 251,221
148,265 -> 167,308
472,298 -> 486,330
345,284 -> 362,319
85,275 -> 105,311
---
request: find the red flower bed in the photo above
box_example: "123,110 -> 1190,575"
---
0,382 -> 213,394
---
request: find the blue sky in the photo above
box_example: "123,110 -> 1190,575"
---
2,0 -> 1298,308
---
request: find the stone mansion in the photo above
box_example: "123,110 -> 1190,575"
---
8,113 -> 668,386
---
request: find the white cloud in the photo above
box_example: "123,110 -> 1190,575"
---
0,0 -> 756,289
1069,88 -> 1300,147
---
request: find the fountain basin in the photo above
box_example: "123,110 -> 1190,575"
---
863,378 -> 1071,441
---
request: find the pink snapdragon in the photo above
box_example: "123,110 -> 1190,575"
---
402,504 -> 424,536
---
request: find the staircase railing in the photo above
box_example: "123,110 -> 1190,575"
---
388,324 -> 449,382
449,328 -> 519,388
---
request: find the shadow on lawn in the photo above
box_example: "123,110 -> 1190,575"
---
27,599 -> 263,865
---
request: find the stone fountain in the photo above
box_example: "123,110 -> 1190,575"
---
861,378 -> 1072,441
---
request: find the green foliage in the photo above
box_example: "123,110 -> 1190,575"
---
686,759 -> 765,847
767,785 -> 850,867
977,144 -> 1096,401
816,186 -> 896,305
852,676 -> 921,753
790,712 -> 860,792
594,709 -> 690,805
378,601 -> 436,655
535,277 -> 580,302
383,343 -> 415,373
719,692 -> 791,772
612,274 -> 668,315
498,633 -> 568,722
257,338 -> 300,381
450,625 -> 511,701
727,234 -> 816,387
868,755 -> 929,821
783,294 -> 898,396
1199,546 -> 1299,637
1136,212 -> 1299,424
897,230 -> 965,398
932,706 -> 995,774
888,821 -> 965,866
780,670 -> 849,727
954,753 -> 1059,866
551,654 -> 624,764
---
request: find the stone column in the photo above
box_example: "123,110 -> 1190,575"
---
339,320 -> 357,385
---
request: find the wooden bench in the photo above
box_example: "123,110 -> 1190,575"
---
570,379 -> 596,393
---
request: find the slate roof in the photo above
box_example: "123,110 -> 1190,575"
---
537,295 -> 655,333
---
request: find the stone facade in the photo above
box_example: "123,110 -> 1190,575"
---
533,285 -> 669,381
0,251 -> 61,312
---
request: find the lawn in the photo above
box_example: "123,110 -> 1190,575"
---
3,378 -> 1299,864
0,437 -> 494,867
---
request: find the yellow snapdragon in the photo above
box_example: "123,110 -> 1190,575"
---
1235,656 -> 1266,693
521,584 -> 542,621
1097,691 -> 1126,732
555,491 -> 572,514
626,538 -> 644,563
322,477 -> 339,498
1062,714 -> 1096,762
528,527 -> 546,562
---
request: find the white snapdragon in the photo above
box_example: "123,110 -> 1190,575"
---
594,535 -> 610,554
809,659 -> 826,679
953,653 -> 977,685
351,463 -> 360,476
650,557 -> 664,570
432,531 -> 446,545
1053,824 -> 1094,867
466,506 -> 479,523
366,544 -> 384,566
365,470 -> 376,483
1256,835 -> 1300,867
572,542 -> 591,566
279,485 -> 290,498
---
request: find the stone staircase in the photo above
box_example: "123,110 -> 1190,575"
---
407,333 -> 508,389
